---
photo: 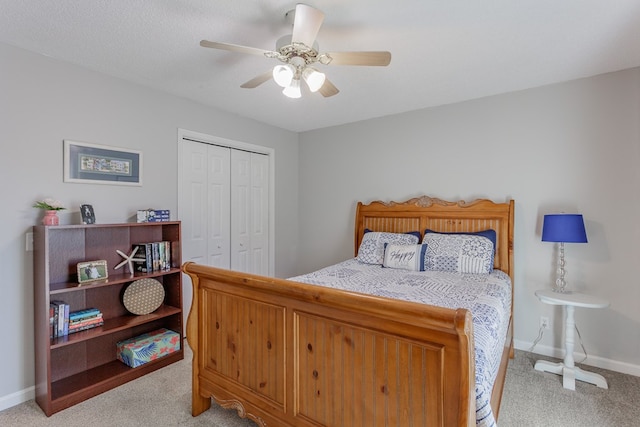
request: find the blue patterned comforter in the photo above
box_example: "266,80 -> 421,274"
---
290,258 -> 512,427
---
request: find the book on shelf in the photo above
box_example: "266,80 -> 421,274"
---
50,303 -> 57,339
158,242 -> 166,271
69,323 -> 104,334
68,317 -> 104,334
152,242 -> 160,271
69,307 -> 101,322
63,304 -> 69,336
164,241 -> 171,271
49,305 -> 54,339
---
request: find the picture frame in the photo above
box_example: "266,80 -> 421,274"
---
77,260 -> 108,284
64,140 -> 142,186
80,204 -> 96,224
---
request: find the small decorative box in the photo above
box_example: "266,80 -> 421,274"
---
116,328 -> 180,368
136,209 -> 171,223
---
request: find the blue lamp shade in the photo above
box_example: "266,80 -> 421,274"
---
541,214 -> 588,243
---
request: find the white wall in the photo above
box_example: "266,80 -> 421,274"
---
298,67 -> 640,376
0,42 -> 299,408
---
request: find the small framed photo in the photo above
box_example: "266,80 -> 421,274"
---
77,260 -> 108,284
80,204 -> 96,224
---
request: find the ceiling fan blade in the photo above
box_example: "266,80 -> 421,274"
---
291,4 -> 325,47
200,40 -> 272,57
240,71 -> 273,89
323,51 -> 391,66
318,78 -> 339,97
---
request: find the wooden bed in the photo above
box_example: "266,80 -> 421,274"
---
183,196 -> 514,427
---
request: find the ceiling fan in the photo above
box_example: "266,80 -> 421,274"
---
200,3 -> 391,98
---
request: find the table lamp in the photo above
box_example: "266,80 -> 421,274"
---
542,214 -> 588,293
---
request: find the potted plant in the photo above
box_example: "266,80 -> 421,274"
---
33,198 -> 66,225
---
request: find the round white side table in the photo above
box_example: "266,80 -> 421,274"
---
534,289 -> 609,390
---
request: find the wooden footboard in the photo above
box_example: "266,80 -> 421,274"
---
184,263 -> 476,427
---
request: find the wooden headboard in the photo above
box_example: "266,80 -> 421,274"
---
355,195 -> 515,282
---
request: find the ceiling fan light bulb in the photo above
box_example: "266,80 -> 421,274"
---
273,64 -> 294,88
282,79 -> 301,98
303,67 -> 325,92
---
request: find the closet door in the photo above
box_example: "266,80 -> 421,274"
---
230,150 -> 251,272
180,141 -> 231,333
207,145 -> 232,268
179,132 -> 272,337
250,152 -> 269,275
230,150 -> 269,274
180,141 -> 231,269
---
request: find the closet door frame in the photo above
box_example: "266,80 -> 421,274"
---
177,128 -> 275,277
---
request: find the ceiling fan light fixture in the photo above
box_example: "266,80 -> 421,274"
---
272,64 -> 294,88
199,4 -> 391,99
302,67 -> 325,92
282,78 -> 301,99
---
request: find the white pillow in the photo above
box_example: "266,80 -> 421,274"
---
356,231 -> 420,265
422,233 -> 494,274
383,244 -> 428,271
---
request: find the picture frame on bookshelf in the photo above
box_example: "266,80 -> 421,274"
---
77,260 -> 108,284
80,204 -> 96,224
63,140 -> 142,186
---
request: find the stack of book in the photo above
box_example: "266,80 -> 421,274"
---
132,241 -> 172,273
68,308 -> 104,334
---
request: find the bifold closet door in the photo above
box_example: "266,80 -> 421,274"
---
181,140 -> 231,269
180,138 -> 270,337
230,150 -> 269,275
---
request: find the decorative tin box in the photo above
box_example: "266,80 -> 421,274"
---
136,209 -> 171,223
116,328 -> 180,368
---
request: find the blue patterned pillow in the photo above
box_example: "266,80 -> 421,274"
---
357,232 -> 420,265
383,243 -> 428,271
422,233 -> 494,273
424,229 -> 497,253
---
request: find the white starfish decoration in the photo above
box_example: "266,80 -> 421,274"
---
115,246 -> 143,276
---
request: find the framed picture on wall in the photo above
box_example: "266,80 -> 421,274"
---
63,140 -> 142,186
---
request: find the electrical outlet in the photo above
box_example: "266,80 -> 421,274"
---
540,316 -> 549,330
26,232 -> 34,252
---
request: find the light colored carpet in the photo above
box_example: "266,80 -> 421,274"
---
499,351 -> 640,427
1,343 -> 638,426
0,342 -> 255,427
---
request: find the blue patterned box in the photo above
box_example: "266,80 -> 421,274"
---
136,209 -> 171,223
116,328 -> 180,368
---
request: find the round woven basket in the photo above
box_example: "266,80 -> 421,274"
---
122,278 -> 165,315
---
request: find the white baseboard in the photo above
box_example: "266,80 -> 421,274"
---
514,339 -> 640,377
0,386 -> 34,412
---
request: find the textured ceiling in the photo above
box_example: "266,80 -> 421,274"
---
1,1 -> 639,132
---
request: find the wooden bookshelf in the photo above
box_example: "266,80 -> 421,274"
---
33,222 -> 184,416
